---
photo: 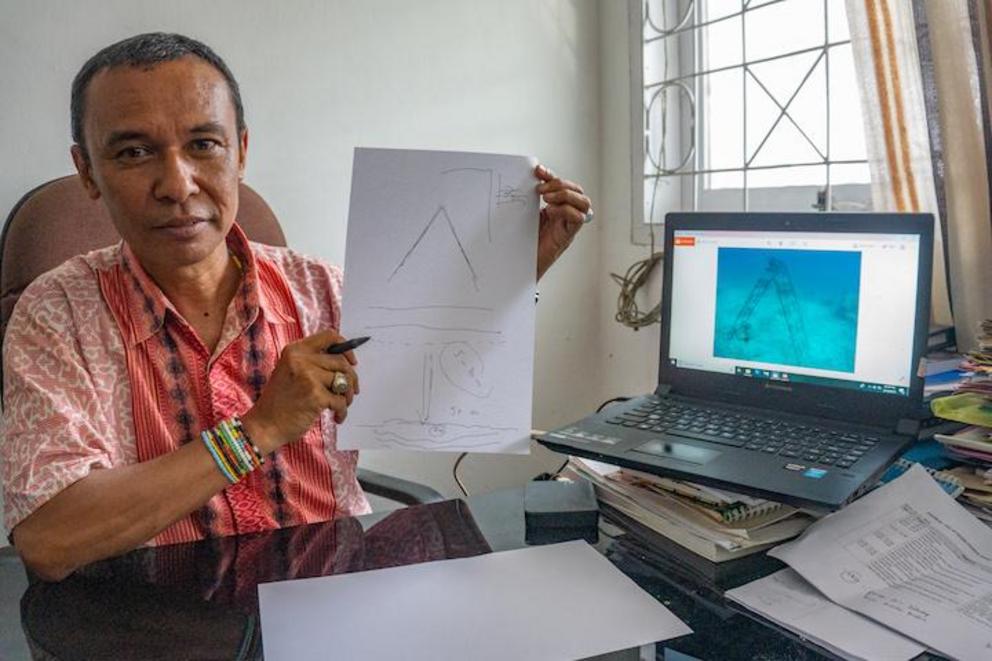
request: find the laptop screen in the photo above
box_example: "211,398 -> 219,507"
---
667,229 -> 921,397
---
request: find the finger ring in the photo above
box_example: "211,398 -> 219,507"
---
582,209 -> 595,224
331,372 -> 349,395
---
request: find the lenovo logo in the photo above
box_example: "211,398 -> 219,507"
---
764,383 -> 793,392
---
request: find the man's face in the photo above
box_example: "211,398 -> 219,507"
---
72,56 -> 247,273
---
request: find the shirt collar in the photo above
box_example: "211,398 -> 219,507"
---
120,222 -> 294,346
234,223 -> 297,326
120,242 -> 170,345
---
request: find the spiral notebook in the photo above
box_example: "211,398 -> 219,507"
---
695,499 -> 788,525
567,458 -> 813,562
879,457 -> 964,498
618,469 -> 795,527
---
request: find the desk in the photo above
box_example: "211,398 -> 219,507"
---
0,488 -> 944,660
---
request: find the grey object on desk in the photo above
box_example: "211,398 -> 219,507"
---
524,479 -> 599,544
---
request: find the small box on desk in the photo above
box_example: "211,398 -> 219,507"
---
524,480 -> 599,545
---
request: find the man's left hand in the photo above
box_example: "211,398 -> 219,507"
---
535,164 -> 592,280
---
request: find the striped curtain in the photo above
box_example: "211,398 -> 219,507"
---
847,0 -> 992,352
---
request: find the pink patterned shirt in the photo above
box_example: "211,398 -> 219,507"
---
2,224 -> 370,545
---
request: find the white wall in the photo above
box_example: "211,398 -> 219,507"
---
598,0 -> 663,400
0,0 -> 607,522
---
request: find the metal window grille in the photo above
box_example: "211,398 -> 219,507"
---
634,0 -> 871,239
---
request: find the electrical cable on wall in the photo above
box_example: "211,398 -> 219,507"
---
612,0 -> 696,331
611,252 -> 663,330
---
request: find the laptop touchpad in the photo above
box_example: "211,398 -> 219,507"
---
632,440 -> 721,465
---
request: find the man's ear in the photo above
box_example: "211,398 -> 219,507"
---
70,145 -> 101,200
237,128 -> 249,180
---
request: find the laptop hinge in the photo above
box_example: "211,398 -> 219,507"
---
896,417 -> 921,437
654,383 -> 673,397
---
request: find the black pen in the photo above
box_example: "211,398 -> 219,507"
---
326,336 -> 371,354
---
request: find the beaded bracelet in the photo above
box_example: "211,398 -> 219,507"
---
231,417 -> 265,466
202,416 -> 265,484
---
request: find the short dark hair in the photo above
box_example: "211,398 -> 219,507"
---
71,32 -> 246,157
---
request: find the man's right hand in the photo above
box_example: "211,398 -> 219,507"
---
240,330 -> 360,454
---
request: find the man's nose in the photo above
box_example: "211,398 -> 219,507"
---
154,150 -> 200,203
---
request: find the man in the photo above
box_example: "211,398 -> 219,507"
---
1,33 -> 592,581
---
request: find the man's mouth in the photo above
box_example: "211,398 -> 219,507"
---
155,216 -> 211,239
157,216 -> 208,229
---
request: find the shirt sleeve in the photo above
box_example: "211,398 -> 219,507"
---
2,275 -> 120,533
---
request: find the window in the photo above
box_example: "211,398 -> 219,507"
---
632,0 -> 872,243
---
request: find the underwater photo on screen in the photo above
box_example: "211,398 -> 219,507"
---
712,248 -> 862,372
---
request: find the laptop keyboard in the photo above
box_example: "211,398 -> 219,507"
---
604,399 -> 880,469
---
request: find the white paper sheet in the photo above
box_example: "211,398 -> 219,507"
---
727,569 -> 926,661
257,540 -> 692,661
770,464 -> 992,660
339,148 -> 539,453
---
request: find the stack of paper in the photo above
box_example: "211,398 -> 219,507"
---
925,352 -> 966,377
934,426 -> 992,524
945,461 -> 992,523
923,352 -> 971,398
953,320 -> 991,380
922,321 -> 992,396
727,569 -> 925,661
565,458 -> 814,562
926,321 -> 992,526
620,468 -> 800,526
762,465 -> 992,660
976,318 -> 992,355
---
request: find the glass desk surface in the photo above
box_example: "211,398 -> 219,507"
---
0,487 -> 944,660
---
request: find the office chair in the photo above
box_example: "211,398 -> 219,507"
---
0,175 -> 443,507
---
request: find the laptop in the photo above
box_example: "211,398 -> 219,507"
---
539,212 -> 934,511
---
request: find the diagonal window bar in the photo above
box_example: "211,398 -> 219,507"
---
746,64 -> 827,162
644,40 -> 850,91
746,49 -> 825,165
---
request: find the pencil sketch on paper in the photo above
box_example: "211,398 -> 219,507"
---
353,327 -> 514,451
340,148 -> 538,454
496,172 -> 530,208
388,206 -> 480,291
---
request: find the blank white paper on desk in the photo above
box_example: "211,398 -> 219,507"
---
771,464 -> 992,660
727,568 -> 925,661
257,540 -> 691,661
340,148 -> 539,454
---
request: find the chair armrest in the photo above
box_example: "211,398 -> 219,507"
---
357,468 -> 445,506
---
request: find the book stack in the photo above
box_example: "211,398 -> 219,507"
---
944,461 -> 992,523
921,322 -> 992,400
922,351 -> 969,397
964,318 -> 992,375
563,457 -> 815,563
930,319 -> 992,522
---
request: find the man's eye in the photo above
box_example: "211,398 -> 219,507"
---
117,146 -> 151,160
191,139 -> 220,152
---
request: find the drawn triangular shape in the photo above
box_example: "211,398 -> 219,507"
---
388,206 -> 480,293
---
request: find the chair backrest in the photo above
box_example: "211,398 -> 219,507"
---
0,175 -> 287,384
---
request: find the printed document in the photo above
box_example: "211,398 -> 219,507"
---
770,464 -> 992,660
727,568 -> 925,661
340,148 -> 539,454
258,540 -> 691,661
